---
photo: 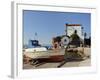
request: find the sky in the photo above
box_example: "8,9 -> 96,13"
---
23,10 -> 91,45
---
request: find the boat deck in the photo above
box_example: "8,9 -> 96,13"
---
24,49 -> 65,59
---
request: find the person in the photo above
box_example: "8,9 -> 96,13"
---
52,37 -> 60,50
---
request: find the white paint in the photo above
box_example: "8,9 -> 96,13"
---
24,47 -> 47,52
67,25 -> 84,39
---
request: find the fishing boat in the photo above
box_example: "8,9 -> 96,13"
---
23,36 -> 69,63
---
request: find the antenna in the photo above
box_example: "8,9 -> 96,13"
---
34,32 -> 38,40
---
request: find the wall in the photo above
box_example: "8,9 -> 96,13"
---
67,25 -> 83,39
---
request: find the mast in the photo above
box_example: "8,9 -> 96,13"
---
65,23 -> 68,36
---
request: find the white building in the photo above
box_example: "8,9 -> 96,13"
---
65,24 -> 84,40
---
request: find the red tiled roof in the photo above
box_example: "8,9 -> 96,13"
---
65,24 -> 81,26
